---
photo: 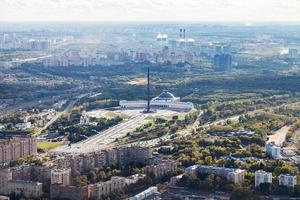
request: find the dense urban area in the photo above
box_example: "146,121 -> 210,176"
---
1,22 -> 300,200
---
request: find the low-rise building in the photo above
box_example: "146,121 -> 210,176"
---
266,143 -> 281,159
15,122 -> 31,130
124,174 -> 146,185
185,165 -> 245,184
255,170 -> 272,187
170,174 -> 184,186
185,165 -> 199,177
230,130 -> 254,136
120,90 -> 194,112
279,174 -> 297,188
129,186 -> 161,200
292,155 -> 300,165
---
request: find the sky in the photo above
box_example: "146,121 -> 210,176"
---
1,0 -> 300,22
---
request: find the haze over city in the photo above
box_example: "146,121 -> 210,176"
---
1,0 -> 300,22
1,1 -> 300,200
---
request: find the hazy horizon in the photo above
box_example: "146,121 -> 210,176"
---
1,0 -> 300,22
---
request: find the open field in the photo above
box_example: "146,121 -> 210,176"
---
37,141 -> 64,152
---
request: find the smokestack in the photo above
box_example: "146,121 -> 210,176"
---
147,67 -> 150,113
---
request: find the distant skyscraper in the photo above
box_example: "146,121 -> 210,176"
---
223,45 -> 231,54
213,45 -> 232,71
168,39 -> 177,51
288,48 -> 298,59
214,54 -> 232,71
162,46 -> 170,60
216,46 -> 223,54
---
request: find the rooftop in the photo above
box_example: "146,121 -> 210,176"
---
152,90 -> 179,102
0,131 -> 31,139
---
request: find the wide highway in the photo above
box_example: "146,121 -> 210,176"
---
52,114 -> 147,154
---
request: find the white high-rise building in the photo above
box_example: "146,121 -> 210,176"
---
279,174 -> 297,188
266,143 -> 281,159
255,170 -> 272,187
80,111 -> 90,125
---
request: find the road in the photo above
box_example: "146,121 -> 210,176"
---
0,55 -> 52,68
132,103 -> 295,148
51,101 -> 300,153
51,114 -> 148,154
12,55 -> 52,63
267,125 -> 291,147
131,111 -> 241,147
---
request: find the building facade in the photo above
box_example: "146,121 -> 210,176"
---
0,168 -> 43,198
266,143 -> 281,159
51,168 -> 71,186
129,186 -> 161,200
0,131 -> 37,165
185,165 -> 245,184
144,160 -> 177,178
255,170 -> 272,187
120,91 -> 194,112
50,184 -> 91,200
6,180 -> 43,198
90,176 -> 126,199
279,174 -> 297,188
213,54 -> 232,71
54,146 -> 152,174
50,175 -> 146,200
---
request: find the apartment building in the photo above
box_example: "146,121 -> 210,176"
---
185,165 -> 245,184
255,170 -> 272,187
144,160 -> 177,178
266,142 -> 281,159
0,168 -> 43,198
0,131 -> 37,165
279,174 -> 297,188
50,175 -> 146,200
91,176 -> 126,198
54,146 -> 152,174
51,168 -> 71,186
130,186 -> 161,200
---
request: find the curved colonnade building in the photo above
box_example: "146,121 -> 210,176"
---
120,90 -> 194,112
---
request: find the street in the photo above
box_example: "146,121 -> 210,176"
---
51,114 -> 148,154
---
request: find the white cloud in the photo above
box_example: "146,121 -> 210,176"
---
0,0 -> 300,21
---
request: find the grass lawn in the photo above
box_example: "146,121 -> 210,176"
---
37,141 -> 64,152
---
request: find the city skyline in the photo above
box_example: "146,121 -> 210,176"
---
1,0 -> 300,22
1,1 -> 300,199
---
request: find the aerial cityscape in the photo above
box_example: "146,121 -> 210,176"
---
1,0 -> 300,200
